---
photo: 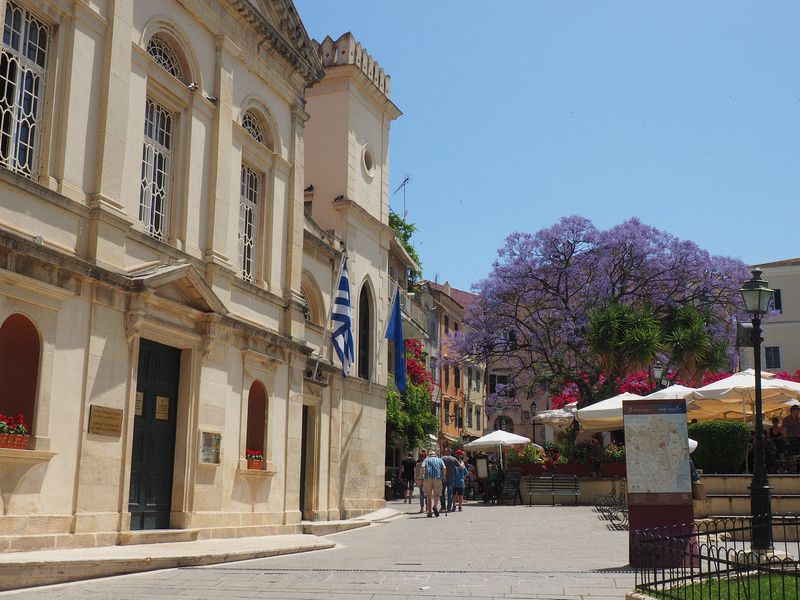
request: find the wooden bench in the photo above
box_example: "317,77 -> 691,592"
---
525,474 -> 580,507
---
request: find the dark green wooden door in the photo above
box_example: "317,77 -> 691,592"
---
129,339 -> 181,530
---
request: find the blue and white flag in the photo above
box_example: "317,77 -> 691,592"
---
386,287 -> 406,392
331,257 -> 355,377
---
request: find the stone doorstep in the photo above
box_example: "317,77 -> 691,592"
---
0,535 -> 335,592
301,520 -> 369,536
117,529 -> 200,545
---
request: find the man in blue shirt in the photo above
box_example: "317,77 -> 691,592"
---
422,449 -> 446,517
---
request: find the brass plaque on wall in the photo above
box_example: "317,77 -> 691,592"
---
135,392 -> 143,416
88,405 -> 123,437
155,396 -> 170,421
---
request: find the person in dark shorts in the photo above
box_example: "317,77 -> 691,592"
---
453,449 -> 467,511
441,447 -> 459,511
400,452 -> 417,504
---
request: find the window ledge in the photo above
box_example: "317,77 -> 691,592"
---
0,448 -> 56,463
236,460 -> 277,476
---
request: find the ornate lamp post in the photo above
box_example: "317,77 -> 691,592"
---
740,267 -> 774,552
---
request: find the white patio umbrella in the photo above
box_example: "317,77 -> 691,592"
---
644,385 -> 696,401
463,429 -> 541,469
534,408 -> 576,428
576,392 -> 644,432
686,370 -> 800,418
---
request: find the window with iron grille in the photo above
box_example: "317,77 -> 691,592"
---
139,98 -> 173,239
765,346 -> 781,370
0,2 -> 49,179
147,35 -> 183,81
238,164 -> 260,281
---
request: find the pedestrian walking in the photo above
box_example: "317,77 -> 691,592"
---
414,450 -> 427,513
441,447 -> 459,511
453,449 -> 467,511
422,449 -> 446,517
400,452 -> 416,504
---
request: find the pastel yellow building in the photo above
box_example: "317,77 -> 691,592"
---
0,1 -> 398,551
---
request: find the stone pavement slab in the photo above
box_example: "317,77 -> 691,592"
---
0,502 -> 637,598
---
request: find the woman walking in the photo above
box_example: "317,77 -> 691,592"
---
414,450 -> 427,513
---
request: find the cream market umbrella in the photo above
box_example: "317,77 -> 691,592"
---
463,429 -> 541,469
534,408 -> 576,428
644,385 -> 696,401
686,370 -> 800,418
576,392 -> 644,432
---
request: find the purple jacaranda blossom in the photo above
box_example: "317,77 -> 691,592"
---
452,216 -> 750,406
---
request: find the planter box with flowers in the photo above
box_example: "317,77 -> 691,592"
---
599,442 -> 626,477
0,413 -> 30,449
245,449 -> 263,470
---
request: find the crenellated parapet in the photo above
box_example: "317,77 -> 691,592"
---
313,33 -> 391,98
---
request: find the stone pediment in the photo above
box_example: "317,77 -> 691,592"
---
130,263 -> 228,315
229,0 -> 324,85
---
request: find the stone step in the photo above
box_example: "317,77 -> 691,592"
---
117,529 -> 200,546
704,493 -> 800,516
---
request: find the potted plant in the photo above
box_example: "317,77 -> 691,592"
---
600,443 -> 626,476
554,439 -> 599,476
245,449 -> 263,470
0,413 -> 30,449
506,444 -> 545,475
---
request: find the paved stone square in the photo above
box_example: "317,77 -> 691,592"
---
0,501 -> 635,599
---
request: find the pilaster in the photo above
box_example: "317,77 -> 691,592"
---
203,35 -> 239,271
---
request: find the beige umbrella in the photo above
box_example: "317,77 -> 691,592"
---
576,392 -> 644,432
686,369 -> 800,421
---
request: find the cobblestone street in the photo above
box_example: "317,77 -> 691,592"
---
1,501 -> 634,599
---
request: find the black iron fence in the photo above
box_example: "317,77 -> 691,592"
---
634,515 -> 800,599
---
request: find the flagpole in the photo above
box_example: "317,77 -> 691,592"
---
313,251 -> 346,381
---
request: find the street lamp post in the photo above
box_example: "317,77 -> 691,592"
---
740,267 -> 775,552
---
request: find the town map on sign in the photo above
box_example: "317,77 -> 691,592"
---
625,414 -> 691,494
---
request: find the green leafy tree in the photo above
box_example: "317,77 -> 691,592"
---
386,340 -> 438,451
389,211 -> 422,289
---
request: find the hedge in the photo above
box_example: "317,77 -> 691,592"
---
688,420 -> 750,474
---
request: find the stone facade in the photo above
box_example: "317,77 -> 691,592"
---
0,1 -> 397,551
739,259 -> 800,375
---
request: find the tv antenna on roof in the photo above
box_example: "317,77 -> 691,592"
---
393,174 -> 411,224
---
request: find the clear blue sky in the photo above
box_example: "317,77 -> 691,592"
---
295,2 -> 800,291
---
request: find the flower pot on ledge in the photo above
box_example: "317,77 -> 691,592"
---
600,462 -> 626,477
0,434 -> 30,449
246,459 -> 263,470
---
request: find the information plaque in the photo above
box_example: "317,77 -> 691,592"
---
88,405 -> 123,437
199,431 -> 222,464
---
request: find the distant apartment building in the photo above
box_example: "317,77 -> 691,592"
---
426,282 -> 486,445
739,258 -> 800,374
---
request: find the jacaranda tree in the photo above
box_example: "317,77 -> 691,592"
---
452,216 -> 749,407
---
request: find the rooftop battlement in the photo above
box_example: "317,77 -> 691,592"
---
313,33 -> 391,98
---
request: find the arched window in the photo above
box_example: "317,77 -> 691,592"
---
0,314 -> 40,432
246,381 -> 267,455
357,285 -> 372,380
494,415 -> 514,433
147,35 -> 184,81
241,109 -> 274,152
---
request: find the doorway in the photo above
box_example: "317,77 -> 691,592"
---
299,405 -> 319,518
129,339 -> 181,530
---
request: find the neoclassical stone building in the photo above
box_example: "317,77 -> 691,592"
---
0,0 -> 399,550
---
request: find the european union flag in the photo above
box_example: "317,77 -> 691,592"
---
386,287 -> 406,392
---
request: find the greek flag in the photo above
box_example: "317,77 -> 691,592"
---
331,257 -> 355,377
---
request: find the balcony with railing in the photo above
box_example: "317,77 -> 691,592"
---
389,279 -> 428,340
